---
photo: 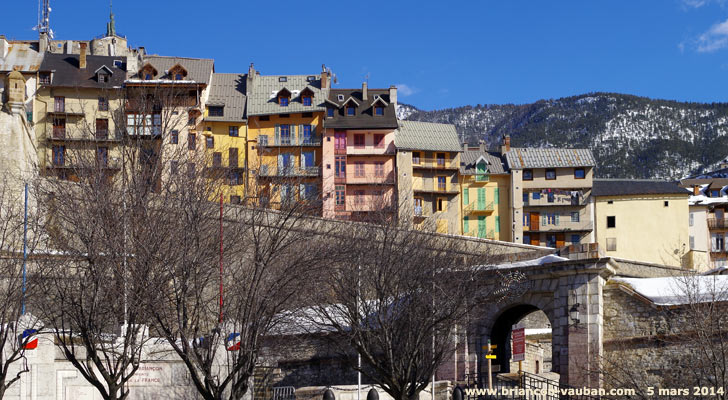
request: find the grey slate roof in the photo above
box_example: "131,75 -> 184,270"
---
460,150 -> 508,175
247,74 -> 327,116
39,53 -> 126,88
0,41 -> 44,72
205,73 -> 247,122
394,121 -> 461,152
505,148 -> 595,169
138,56 -> 214,84
324,88 -> 398,129
592,179 -> 690,197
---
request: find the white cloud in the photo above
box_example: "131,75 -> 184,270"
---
696,18 -> 728,52
683,0 -> 708,8
395,84 -> 418,97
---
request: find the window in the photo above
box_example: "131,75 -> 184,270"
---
523,235 -> 531,245
302,112 -> 313,118
571,212 -> 580,222
98,97 -> 109,111
354,190 -> 365,205
279,77 -> 288,82
95,119 -> 108,140
54,96 -> 65,112
188,133 -> 196,150
335,156 -> 346,178
52,145 -> 65,166
523,169 -> 533,180
607,200 -> 614,204
302,125 -> 312,144
337,94 -> 345,101
327,108 -> 335,117
212,152 -> 222,167
355,162 -> 365,177
414,197 -> 424,216
346,106 -> 355,116
280,124 -> 291,145
690,213 -> 694,227
208,106 -> 224,117
188,112 -> 196,126
375,162 -> 384,177
229,171 -> 243,185
547,192 -> 555,203
690,235 -> 695,250
712,190 -> 720,197
302,96 -> 312,106
187,163 -> 196,178
546,169 -> 556,180
175,73 -> 183,81
476,161 -> 487,181
522,193 -> 529,205
571,234 -> 580,244
206,136 -> 214,149
532,192 -> 541,200
230,195 -> 241,204
437,198 -> 446,212
354,134 -> 365,148
145,73 -> 152,80
712,233 -> 725,252
607,216 -> 616,228
374,134 -> 385,148
279,96 -> 289,107
170,130 -> 178,144
170,160 -> 178,175
374,106 -> 384,116
574,168 -> 585,179
664,201 -> 669,207
259,115 -> 270,121
437,176 -> 447,191
229,126 -> 239,137
97,147 -> 108,167
606,238 -> 617,252
258,135 -> 268,146
437,153 -> 446,167
39,73 -> 50,85
335,185 -> 346,206
412,152 -> 421,164
546,234 -> 557,248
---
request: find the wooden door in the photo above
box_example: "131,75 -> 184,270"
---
556,233 -> 565,248
530,212 -> 540,231
530,235 -> 540,246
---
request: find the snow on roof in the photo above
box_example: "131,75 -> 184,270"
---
479,254 -> 569,270
611,276 -> 728,306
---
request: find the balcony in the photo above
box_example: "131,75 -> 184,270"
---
524,221 -> 594,233
708,218 -> 728,230
257,136 -> 322,147
463,201 -> 494,214
259,166 -> 321,177
524,191 -> 589,207
346,172 -> 396,185
413,185 -> 459,195
464,229 -> 495,240
412,158 -> 459,170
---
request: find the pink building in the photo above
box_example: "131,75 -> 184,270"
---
322,84 -> 399,221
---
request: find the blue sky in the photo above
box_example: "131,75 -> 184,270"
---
4,0 -> 728,110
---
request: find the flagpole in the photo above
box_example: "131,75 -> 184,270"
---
219,192 -> 224,324
22,182 -> 28,315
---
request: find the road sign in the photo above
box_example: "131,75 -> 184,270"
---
485,354 -> 497,359
512,324 -> 525,362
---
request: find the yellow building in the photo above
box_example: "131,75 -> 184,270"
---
244,65 -> 329,209
36,46 -> 125,181
593,179 -> 690,267
395,121 -> 462,234
459,146 -> 510,240
202,73 -> 248,204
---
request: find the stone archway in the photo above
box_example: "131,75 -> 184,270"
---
489,303 -> 554,375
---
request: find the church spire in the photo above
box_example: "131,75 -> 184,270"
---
106,0 -> 116,37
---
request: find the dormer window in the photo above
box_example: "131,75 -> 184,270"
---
300,87 -> 314,107
346,105 -> 355,116
145,74 -> 152,80
276,88 -> 291,107
327,108 -> 334,117
139,63 -> 158,80
168,64 -> 188,81
375,106 -> 384,116
280,97 -> 289,107
95,66 -> 113,84
208,106 -> 224,117
337,94 -> 345,101
279,77 -> 288,82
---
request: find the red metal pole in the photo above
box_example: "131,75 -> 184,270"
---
219,193 -> 224,323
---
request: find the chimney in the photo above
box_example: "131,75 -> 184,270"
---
479,140 -> 486,152
693,185 -> 700,196
388,85 -> 397,108
362,82 -> 368,101
38,32 -> 48,53
79,42 -> 87,69
500,134 -> 511,155
246,63 -> 256,93
321,64 -> 329,89
0,36 -> 8,59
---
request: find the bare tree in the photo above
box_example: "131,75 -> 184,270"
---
0,176 -> 43,399
304,208 -> 499,400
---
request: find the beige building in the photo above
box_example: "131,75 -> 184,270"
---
395,121 -> 462,234
503,139 -> 595,248
593,179 -> 691,268
680,171 -> 728,270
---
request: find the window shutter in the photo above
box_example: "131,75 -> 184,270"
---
463,188 -> 469,205
275,124 -> 280,145
312,124 -> 317,138
494,188 -> 499,205
542,215 -> 547,225
495,216 -> 500,233
300,183 -> 305,199
290,124 -> 296,144
299,125 -> 304,144
277,154 -> 283,173
554,214 -> 559,226
464,216 -> 469,234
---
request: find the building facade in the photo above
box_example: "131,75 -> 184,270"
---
396,121 -> 462,234
681,170 -> 728,270
504,139 -> 595,248
593,179 -> 691,268
322,84 -> 398,220
459,145 -> 510,240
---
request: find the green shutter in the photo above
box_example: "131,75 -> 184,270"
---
495,216 -> 500,233
478,188 -> 485,210
494,188 -> 499,205
275,124 -> 280,145
476,161 -> 486,181
463,188 -> 469,205
478,216 -> 486,238
464,216 -> 469,235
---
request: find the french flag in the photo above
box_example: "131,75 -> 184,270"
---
21,329 -> 37,350
226,333 -> 240,351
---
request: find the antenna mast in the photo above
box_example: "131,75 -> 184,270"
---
37,0 -> 51,34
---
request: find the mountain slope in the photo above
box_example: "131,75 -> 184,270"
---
399,93 -> 728,179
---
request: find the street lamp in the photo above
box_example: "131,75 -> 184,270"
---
569,303 -> 580,325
